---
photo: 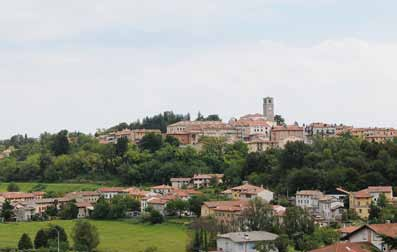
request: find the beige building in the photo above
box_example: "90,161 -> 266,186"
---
271,125 -> 304,147
97,129 -> 161,144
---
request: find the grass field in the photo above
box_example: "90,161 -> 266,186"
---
0,182 -> 103,194
0,220 -> 189,252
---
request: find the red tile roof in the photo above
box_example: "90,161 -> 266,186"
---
368,223 -> 397,238
309,242 -> 372,252
97,187 -> 126,193
339,226 -> 360,234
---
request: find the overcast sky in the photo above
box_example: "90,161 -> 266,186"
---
1,1 -> 397,139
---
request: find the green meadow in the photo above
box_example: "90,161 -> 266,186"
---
0,220 -> 189,252
0,182 -> 103,194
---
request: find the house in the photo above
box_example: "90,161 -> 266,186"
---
296,190 -> 324,209
97,187 -> 127,199
318,195 -> 344,223
150,185 -> 173,195
64,191 -> 100,204
338,186 -> 394,219
339,226 -> 361,237
170,178 -> 192,189
344,223 -> 397,252
97,129 -> 161,144
246,136 -> 277,153
230,114 -> 272,141
0,192 -> 41,203
271,125 -> 304,148
193,174 -> 224,188
124,187 -> 152,202
309,242 -> 374,252
13,204 -> 35,222
216,231 -> 279,252
201,200 -> 249,220
166,121 -> 239,145
305,123 -> 337,138
23,197 -> 72,215
223,183 -> 274,202
76,202 -> 94,218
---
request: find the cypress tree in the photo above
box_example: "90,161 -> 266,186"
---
18,233 -> 33,250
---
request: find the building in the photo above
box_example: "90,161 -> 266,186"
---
97,187 -> 127,200
230,114 -> 272,141
305,123 -> 337,138
338,186 -> 394,219
97,129 -> 161,144
309,242 -> 374,252
64,191 -> 100,204
349,128 -> 397,143
271,125 -> 304,148
166,121 -> 239,145
296,190 -> 324,209
150,185 -> 173,195
263,97 -> 275,122
344,223 -> 397,252
193,174 -> 224,188
246,137 -> 277,153
217,231 -> 279,252
76,202 -> 94,218
13,204 -> 35,222
0,192 -> 43,203
318,195 -> 344,223
170,178 -> 192,189
201,200 -> 249,220
223,183 -> 274,202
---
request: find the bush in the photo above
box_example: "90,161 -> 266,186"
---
149,210 -> 164,224
7,182 -> 19,192
18,233 -> 33,250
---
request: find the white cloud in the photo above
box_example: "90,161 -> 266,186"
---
1,38 -> 397,138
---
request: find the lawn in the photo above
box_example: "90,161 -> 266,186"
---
0,220 -> 189,252
0,182 -> 103,194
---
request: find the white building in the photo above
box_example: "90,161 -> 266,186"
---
217,231 -> 279,252
296,190 -> 324,209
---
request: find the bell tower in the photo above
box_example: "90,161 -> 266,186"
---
263,97 -> 274,121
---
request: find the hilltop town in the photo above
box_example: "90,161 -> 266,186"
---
1,98 -> 397,252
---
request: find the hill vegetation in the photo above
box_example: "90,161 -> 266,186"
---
1,127 -> 397,194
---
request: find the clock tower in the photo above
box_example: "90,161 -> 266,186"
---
263,97 -> 274,121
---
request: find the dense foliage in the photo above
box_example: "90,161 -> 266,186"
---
1,131 -> 397,194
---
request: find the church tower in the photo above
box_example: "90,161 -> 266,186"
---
263,97 -> 274,121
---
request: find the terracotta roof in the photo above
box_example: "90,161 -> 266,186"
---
367,186 -> 393,193
230,184 -> 269,195
97,187 -> 126,193
151,185 -> 173,190
193,174 -> 224,180
272,205 -> 286,217
65,191 -> 100,198
272,125 -> 303,131
204,200 -> 249,212
368,223 -> 397,238
76,202 -> 93,208
339,226 -> 360,234
0,192 -> 35,199
309,242 -> 373,252
353,189 -> 371,198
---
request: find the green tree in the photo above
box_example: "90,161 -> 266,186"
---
115,137 -> 129,156
274,115 -> 286,126
139,133 -> 163,152
34,229 -> 48,248
165,199 -> 188,217
0,200 -> 14,221
18,233 -> 33,250
7,182 -> 20,192
369,202 -> 381,223
188,195 -> 208,217
378,193 -> 388,208
58,202 -> 78,220
91,197 -> 111,219
238,198 -> 275,232
164,135 -> 180,147
149,210 -> 164,224
72,220 -> 100,252
52,130 -> 70,156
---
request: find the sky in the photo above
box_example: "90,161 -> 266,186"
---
1,0 -> 397,139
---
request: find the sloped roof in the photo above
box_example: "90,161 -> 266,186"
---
218,231 -> 278,243
309,242 -> 373,252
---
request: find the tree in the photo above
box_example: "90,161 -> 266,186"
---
274,115 -> 286,126
369,202 -> 382,223
52,130 -> 70,156
284,207 -> 315,250
91,197 -> 111,219
18,233 -> 33,250
165,199 -> 188,217
58,202 -> 78,220
378,193 -> 388,208
381,234 -> 397,251
0,200 -> 14,221
72,220 -> 100,252
164,135 -> 180,147
115,137 -> 129,156
138,133 -> 163,152
149,210 -> 164,224
188,195 -> 208,217
7,182 -> 20,192
237,198 -> 275,232
34,229 -> 48,249
45,205 -> 58,217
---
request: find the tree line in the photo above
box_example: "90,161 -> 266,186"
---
1,130 -> 397,195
